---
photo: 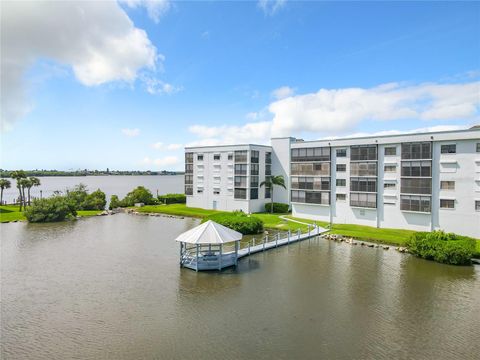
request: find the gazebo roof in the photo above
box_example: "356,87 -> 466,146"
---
175,220 -> 243,244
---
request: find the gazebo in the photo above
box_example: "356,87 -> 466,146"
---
175,220 -> 243,271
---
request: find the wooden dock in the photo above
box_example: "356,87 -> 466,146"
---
181,225 -> 328,271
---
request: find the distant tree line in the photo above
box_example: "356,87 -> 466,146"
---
0,169 -> 184,177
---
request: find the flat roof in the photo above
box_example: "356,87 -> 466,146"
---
185,143 -> 272,150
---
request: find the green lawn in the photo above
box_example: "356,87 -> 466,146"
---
135,204 -> 225,218
0,205 -> 102,223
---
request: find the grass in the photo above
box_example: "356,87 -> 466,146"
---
0,205 -> 102,223
135,204 -> 225,218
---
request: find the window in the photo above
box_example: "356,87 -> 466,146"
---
213,190 -> 220,195
185,152 -> 194,163
440,199 -> 455,209
401,142 -> 431,160
250,164 -> 259,175
477,143 -> 480,153
234,164 -> 248,175
185,175 -> 193,184
266,152 -> 272,164
385,147 -> 397,156
250,176 -> 259,188
350,192 -> 376,208
476,200 -> 480,211
440,181 -> 455,190
336,179 -> 346,187
234,150 -> 248,163
265,164 -> 272,176
350,162 -> 377,176
336,149 -> 347,157
400,195 -> 431,212
350,145 -> 377,161
265,187 -> 271,199
251,150 -> 259,163
234,188 -> 247,199
228,153 -> 233,161
185,185 -> 193,196
234,176 -> 247,187
336,193 -> 346,201
336,164 -> 346,172
185,164 -> 193,174
197,188 -> 203,194
384,165 -> 396,173
291,147 -> 330,162
213,154 -> 221,161
401,178 -> 432,195
401,161 -> 431,177
384,183 -> 396,189
291,162 -> 329,176
197,154 -> 204,161
291,177 -> 330,191
441,144 -> 456,154
250,188 -> 258,199
350,178 -> 377,192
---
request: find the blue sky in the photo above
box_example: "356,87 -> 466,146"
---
1,0 -> 479,171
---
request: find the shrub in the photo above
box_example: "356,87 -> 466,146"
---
109,195 -> 121,210
158,193 -> 186,204
202,212 -> 264,235
265,202 -> 289,213
80,189 -> 106,210
24,196 -> 77,223
121,186 -> 156,206
406,231 -> 476,265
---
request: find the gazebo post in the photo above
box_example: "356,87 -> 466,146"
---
219,244 -> 223,270
180,242 -> 183,267
195,244 -> 199,272
234,241 -> 238,266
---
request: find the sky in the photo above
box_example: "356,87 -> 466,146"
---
1,0 -> 479,171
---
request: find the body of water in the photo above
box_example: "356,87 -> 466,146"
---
2,175 -> 184,204
1,214 -> 479,359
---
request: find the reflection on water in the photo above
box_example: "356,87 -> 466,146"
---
1,214 -> 479,360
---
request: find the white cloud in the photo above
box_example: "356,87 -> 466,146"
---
268,81 -> 480,137
258,0 -> 286,15
1,0 -> 161,130
142,155 -> 178,168
120,0 -> 171,23
167,143 -> 183,150
187,79 -> 479,145
122,128 -> 141,137
142,76 -> 182,94
151,141 -> 163,149
271,86 -> 295,100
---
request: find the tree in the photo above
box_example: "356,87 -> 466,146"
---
18,178 -> 30,210
260,175 -> 287,213
81,189 -> 106,210
10,170 -> 26,210
122,186 -> 155,206
28,177 -> 41,205
0,179 -> 11,205
24,195 -> 77,223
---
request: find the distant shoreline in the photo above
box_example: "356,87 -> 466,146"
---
0,171 -> 184,177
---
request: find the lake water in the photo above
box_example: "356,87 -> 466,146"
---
1,214 -> 479,359
2,175 -> 184,204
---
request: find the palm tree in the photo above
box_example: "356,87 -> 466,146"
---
10,170 -> 26,210
27,177 -> 41,205
0,179 -> 11,205
18,178 -> 30,210
260,175 -> 287,213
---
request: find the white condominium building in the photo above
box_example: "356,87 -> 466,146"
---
185,128 -> 480,238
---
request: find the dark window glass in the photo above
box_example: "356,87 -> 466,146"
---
401,142 -> 431,159
336,149 -> 347,157
251,150 -> 259,163
477,143 -> 480,153
250,176 -> 259,188
234,176 -> 247,187
250,188 -> 258,199
384,183 -> 396,189
234,164 -> 248,175
184,175 -> 193,184
400,195 -> 431,212
385,147 -> 397,156
349,192 -> 377,208
350,178 -> 377,192
266,152 -> 272,164
234,188 -> 247,199
251,164 -> 259,175
291,147 -> 330,162
185,152 -> 194,163
336,193 -> 346,201
476,200 -> 480,211
228,154 -> 233,160
336,179 -> 346,186
440,199 -> 455,209
401,161 -> 431,177
336,164 -> 346,172
350,145 -> 377,161
265,187 -> 271,199
441,144 -> 456,154
185,185 -> 193,195
197,154 -> 204,161
400,178 -> 432,195
265,164 -> 271,176
213,154 -> 221,160
185,164 -> 193,174
234,150 -> 248,163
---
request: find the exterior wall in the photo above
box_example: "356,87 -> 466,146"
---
185,144 -> 272,213
186,128 -> 480,238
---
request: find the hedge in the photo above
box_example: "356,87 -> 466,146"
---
158,193 -> 186,204
202,211 -> 264,235
406,231 -> 476,265
24,196 -> 77,223
265,202 -> 289,213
